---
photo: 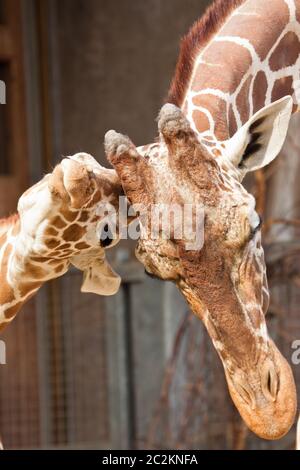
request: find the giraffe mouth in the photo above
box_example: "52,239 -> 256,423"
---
224,340 -> 297,440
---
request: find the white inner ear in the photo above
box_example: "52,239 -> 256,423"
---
225,96 -> 293,173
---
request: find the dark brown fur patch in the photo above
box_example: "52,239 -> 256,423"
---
48,259 -> 62,266
74,242 -> 90,250
79,211 -> 89,222
271,76 -> 294,103
45,226 -> 59,237
18,281 -> 41,298
55,264 -> 66,274
46,238 -> 61,249
269,32 -> 300,71
60,208 -> 78,222
63,224 -> 86,242
58,243 -> 72,250
52,216 -> 67,229
229,106 -> 238,135
253,71 -> 268,113
4,302 -> 23,320
31,256 -> 50,263
237,75 -> 252,124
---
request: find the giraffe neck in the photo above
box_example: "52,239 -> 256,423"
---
0,210 -> 69,331
172,0 -> 300,145
0,215 -> 42,330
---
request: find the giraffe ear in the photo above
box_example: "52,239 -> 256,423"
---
80,258 -> 121,296
227,96 -> 293,175
71,254 -> 121,296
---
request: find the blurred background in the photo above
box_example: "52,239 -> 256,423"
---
0,0 -> 300,450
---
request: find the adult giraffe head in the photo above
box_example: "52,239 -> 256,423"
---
105,0 -> 300,440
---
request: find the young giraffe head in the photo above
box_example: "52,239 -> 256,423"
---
18,153 -> 124,294
105,99 -> 296,440
0,153 -> 124,330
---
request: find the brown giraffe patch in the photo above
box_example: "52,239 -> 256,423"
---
58,243 -> 71,250
62,224 -> 86,242
192,110 -> 210,133
271,76 -> 294,103
45,238 -> 61,249
48,259 -> 62,266
19,281 -> 41,298
45,226 -> 59,237
56,252 -> 73,259
193,94 -> 228,139
4,302 -> 23,320
52,216 -> 67,229
195,41 -> 252,95
237,76 -> 253,124
253,71 -> 268,113
85,190 -> 103,208
222,0 -> 289,61
270,32 -> 300,71
79,211 -> 89,222
74,242 -> 90,250
60,208 -> 78,222
229,106 -> 238,136
54,264 -> 66,274
0,322 -> 8,332
31,256 -> 50,263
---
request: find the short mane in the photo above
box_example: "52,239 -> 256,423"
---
168,0 -> 246,106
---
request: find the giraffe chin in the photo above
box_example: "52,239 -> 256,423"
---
224,340 -> 297,440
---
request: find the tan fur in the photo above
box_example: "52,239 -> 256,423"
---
0,154 -> 123,333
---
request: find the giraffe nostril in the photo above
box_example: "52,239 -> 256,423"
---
261,361 -> 279,402
235,382 -> 255,410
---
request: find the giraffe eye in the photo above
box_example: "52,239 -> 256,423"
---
250,215 -> 262,239
99,223 -> 114,248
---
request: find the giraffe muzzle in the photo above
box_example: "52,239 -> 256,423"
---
224,340 -> 297,440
